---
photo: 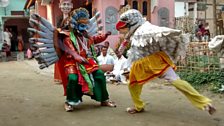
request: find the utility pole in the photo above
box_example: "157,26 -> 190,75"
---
213,0 -> 217,36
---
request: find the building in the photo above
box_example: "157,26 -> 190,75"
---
175,0 -> 224,37
24,0 -> 175,49
0,0 -> 29,51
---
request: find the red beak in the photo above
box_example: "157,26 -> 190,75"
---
116,21 -> 127,30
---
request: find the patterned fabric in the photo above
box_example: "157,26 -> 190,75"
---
119,9 -> 145,27
129,51 -> 176,86
70,8 -> 89,32
119,9 -> 146,39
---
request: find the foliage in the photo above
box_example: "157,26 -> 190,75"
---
186,55 -> 220,68
177,71 -> 224,93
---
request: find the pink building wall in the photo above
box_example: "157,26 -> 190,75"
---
93,0 -> 124,49
38,5 -> 47,19
36,0 -> 175,49
151,0 -> 175,28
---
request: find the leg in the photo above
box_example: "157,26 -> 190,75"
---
65,74 -> 82,112
92,70 -> 116,107
127,83 -> 145,114
162,67 -> 216,115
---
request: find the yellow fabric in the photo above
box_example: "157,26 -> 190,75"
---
128,79 -> 212,111
129,51 -> 176,86
128,83 -> 145,111
172,79 -> 212,110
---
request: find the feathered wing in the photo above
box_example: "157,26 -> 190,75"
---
130,21 -> 190,62
28,14 -> 59,69
87,11 -> 103,37
209,35 -> 224,56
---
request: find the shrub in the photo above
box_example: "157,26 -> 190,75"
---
177,71 -> 224,93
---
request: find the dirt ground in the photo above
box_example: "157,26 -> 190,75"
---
0,60 -> 224,126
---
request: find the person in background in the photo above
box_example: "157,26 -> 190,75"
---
17,33 -> 24,61
94,46 -> 100,57
97,46 -> 115,66
1,41 -> 10,61
3,28 -> 12,56
104,41 -> 117,59
54,0 -> 74,84
204,22 -> 210,42
97,46 -> 115,81
107,49 -> 127,84
196,24 -> 205,42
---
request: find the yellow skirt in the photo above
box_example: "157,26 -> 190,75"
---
129,51 -> 176,86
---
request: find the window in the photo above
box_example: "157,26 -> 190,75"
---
143,1 -> 147,16
125,0 -> 128,5
132,0 -> 138,10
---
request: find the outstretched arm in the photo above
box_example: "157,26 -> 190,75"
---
92,31 -> 111,44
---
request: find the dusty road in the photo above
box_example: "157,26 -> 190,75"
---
0,60 -> 224,126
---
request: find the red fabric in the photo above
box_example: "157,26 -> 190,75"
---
77,71 -> 89,93
58,32 -> 109,96
18,40 -> 23,52
57,55 -> 68,96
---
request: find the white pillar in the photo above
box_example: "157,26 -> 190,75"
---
193,2 -> 197,24
46,5 -> 53,24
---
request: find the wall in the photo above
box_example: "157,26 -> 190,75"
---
0,0 -> 27,45
92,0 -> 124,49
151,0 -> 175,28
0,0 -> 27,24
175,2 -> 188,17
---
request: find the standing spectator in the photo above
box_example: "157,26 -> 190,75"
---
1,41 -> 10,61
196,24 -> 205,42
17,33 -> 24,61
204,22 -> 210,41
3,28 -> 12,49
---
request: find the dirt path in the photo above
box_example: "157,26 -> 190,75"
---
0,61 -> 223,126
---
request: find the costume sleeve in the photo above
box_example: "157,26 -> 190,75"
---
118,40 -> 129,54
63,37 -> 84,63
92,34 -> 108,44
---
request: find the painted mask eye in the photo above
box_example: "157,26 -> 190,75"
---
121,17 -> 128,22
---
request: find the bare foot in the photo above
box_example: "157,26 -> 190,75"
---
64,102 -> 74,112
126,107 -> 144,114
101,101 -> 116,107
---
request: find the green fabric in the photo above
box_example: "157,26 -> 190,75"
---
70,31 -> 93,93
66,70 -> 109,103
90,44 -> 99,64
66,74 -> 82,103
70,31 -> 79,52
91,70 -> 109,102
79,64 -> 93,93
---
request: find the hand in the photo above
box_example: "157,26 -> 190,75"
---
75,56 -> 89,64
80,57 -> 89,64
105,31 -> 112,36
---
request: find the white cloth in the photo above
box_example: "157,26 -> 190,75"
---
107,47 -> 117,59
112,56 -> 127,82
3,31 -> 11,47
97,54 -> 114,65
159,67 -> 180,82
209,35 -> 224,56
